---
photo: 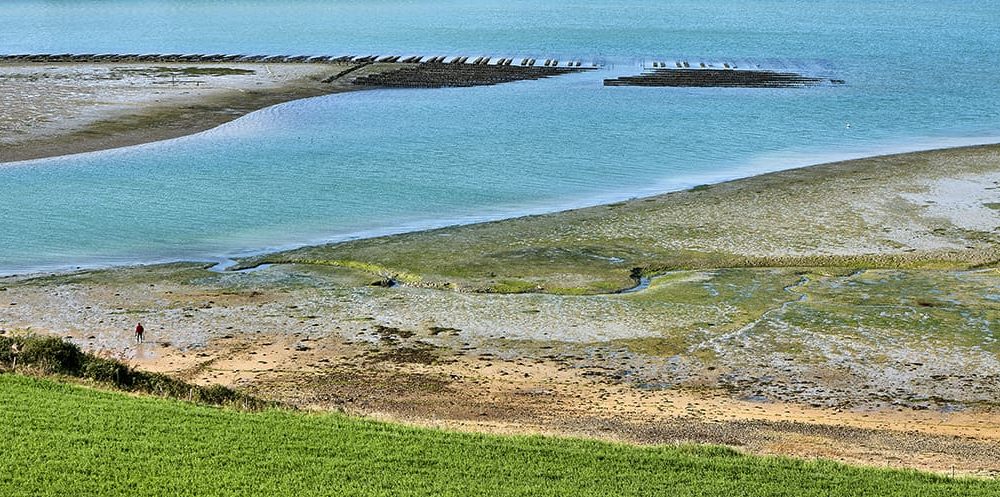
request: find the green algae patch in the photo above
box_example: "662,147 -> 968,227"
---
487,279 -> 541,293
249,145 -> 999,294
285,258 -> 424,285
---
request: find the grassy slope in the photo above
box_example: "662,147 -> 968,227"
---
1,375 -> 996,497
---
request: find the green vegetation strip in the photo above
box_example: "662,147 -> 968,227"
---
1,375 -> 995,496
0,334 -> 268,409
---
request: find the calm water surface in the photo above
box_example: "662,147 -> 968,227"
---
1,1 -> 999,273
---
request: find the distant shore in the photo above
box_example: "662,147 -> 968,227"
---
0,58 -> 587,164
0,62 -> 356,164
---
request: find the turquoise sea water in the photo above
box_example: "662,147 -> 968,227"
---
1,1 -> 999,274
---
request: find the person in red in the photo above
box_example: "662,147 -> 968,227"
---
134,322 -> 145,344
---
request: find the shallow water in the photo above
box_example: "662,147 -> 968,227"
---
1,1 -> 999,274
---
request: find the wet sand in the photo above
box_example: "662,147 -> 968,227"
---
0,62 -> 357,164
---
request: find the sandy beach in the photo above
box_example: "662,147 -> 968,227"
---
1,61 -> 998,476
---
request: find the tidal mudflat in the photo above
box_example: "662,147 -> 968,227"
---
3,141 -> 997,475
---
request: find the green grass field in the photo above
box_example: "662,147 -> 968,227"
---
2,375 -> 996,496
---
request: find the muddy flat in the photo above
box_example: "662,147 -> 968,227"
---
2,141 -> 997,476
